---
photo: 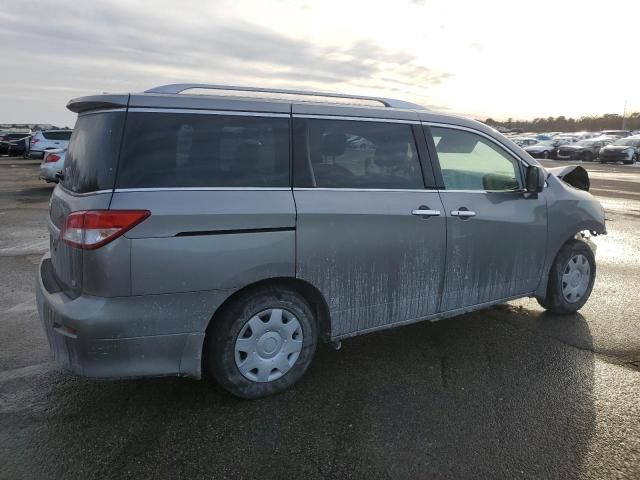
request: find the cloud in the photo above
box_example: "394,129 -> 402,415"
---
0,0 -> 451,124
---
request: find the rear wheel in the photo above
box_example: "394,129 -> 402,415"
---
542,150 -> 550,159
583,151 -> 593,162
536,239 -> 596,314
206,286 -> 318,399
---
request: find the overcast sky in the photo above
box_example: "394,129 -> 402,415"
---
1,0 -> 638,126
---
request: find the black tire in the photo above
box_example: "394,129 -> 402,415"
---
542,150 -> 550,159
583,151 -> 593,162
536,239 -> 596,314
625,154 -> 636,165
206,286 -> 318,399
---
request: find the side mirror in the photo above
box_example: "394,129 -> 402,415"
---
525,165 -> 545,194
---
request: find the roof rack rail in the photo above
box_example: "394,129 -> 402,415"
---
143,83 -> 427,111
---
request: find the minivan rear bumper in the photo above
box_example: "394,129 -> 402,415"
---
36,254 -> 230,380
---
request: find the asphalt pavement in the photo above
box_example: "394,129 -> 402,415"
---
0,157 -> 639,479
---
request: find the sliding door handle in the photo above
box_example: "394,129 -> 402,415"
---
412,209 -> 441,217
451,210 -> 476,218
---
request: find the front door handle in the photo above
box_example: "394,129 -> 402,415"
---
451,210 -> 476,218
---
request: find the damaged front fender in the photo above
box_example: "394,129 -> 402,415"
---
546,165 -> 590,192
534,173 -> 606,297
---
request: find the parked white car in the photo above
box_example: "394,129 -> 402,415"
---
553,134 -> 579,143
29,130 -> 72,159
512,136 -> 539,147
39,149 -> 66,183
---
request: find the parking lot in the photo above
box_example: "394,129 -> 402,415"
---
1,157 -> 639,479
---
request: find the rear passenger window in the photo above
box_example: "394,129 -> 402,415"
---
430,127 -> 521,191
117,113 -> 289,188
293,119 -> 423,189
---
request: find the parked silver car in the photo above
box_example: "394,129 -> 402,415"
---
29,129 -> 72,158
598,137 -> 640,164
39,148 -> 66,182
36,84 -> 606,399
512,136 -> 539,147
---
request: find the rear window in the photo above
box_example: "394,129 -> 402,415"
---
62,112 -> 124,193
43,131 -> 73,140
116,113 -> 290,188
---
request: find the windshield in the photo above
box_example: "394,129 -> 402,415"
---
576,140 -> 595,147
536,141 -> 555,146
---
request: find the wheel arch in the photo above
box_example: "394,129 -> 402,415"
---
534,227 -> 600,298
200,276 -> 332,375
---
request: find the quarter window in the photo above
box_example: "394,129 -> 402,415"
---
62,112 -> 124,194
430,127 -> 522,191
117,113 -> 290,188
294,119 -> 424,189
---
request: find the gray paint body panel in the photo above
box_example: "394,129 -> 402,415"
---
37,254 -> 230,378
130,232 -> 294,295
35,88 -> 607,380
48,186 -> 114,295
82,237 -> 132,297
534,175 -> 606,296
438,190 -> 547,311
110,190 -> 297,294
293,189 -> 447,337
111,190 -> 295,239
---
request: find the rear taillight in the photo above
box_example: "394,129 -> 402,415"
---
45,153 -> 60,163
61,210 -> 150,249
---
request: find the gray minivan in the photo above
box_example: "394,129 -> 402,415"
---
36,84 -> 606,398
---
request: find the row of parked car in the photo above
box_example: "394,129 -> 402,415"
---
0,129 -> 72,183
0,129 -> 72,159
507,130 -> 640,164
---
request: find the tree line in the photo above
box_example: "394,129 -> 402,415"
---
482,112 -> 640,133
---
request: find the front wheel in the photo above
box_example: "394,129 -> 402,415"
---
542,150 -> 550,159
206,286 -> 318,399
536,239 -> 596,314
583,151 -> 593,162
